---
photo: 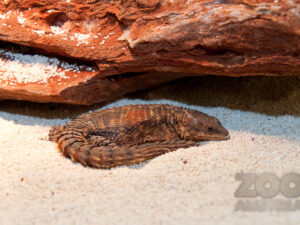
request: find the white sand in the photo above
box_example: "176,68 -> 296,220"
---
0,98 -> 299,225
0,48 -> 95,85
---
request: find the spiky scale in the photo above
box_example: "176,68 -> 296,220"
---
49,104 -> 230,168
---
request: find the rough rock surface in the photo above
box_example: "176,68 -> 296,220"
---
0,0 -> 299,105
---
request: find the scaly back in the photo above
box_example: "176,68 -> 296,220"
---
49,104 -> 229,168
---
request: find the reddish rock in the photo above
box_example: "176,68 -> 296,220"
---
0,0 -> 299,105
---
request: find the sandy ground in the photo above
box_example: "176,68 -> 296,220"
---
0,76 -> 299,225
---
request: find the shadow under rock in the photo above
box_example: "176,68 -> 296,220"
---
0,75 -> 299,121
0,99 -> 115,120
126,75 -> 300,116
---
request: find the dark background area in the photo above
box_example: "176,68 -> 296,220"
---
0,75 -> 299,118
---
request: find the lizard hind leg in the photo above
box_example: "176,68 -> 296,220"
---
88,135 -> 112,147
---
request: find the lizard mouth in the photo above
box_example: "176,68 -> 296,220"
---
222,133 -> 231,140
210,133 -> 230,141
219,131 -> 230,140
206,126 -> 230,141
203,130 -> 230,141
196,133 -> 230,142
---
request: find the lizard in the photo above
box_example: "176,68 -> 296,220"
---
49,104 -> 230,168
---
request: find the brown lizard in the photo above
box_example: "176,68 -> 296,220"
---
49,104 -> 230,168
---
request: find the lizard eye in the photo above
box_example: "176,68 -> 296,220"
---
207,127 -> 214,132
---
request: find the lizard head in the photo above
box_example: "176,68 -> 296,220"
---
179,109 -> 230,141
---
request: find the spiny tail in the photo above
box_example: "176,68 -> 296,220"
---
56,138 -> 198,168
49,126 -> 65,142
